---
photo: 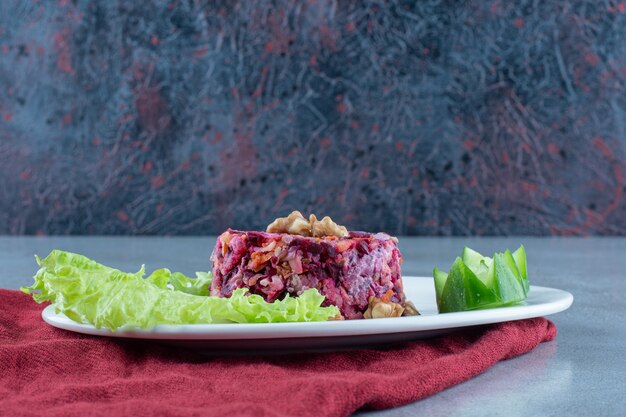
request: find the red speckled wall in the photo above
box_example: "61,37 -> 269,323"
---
0,1 -> 624,235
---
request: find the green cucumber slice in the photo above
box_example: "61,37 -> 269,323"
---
433,267 -> 448,301
462,246 -> 485,272
438,258 -> 466,313
461,246 -> 495,288
439,258 -> 500,313
512,245 -> 529,293
494,251 -> 526,302
477,257 -> 495,289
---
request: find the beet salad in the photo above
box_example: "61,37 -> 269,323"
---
210,211 -> 418,320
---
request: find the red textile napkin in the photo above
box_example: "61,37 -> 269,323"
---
0,289 -> 556,417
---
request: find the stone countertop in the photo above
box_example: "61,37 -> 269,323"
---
1,236 -> 624,416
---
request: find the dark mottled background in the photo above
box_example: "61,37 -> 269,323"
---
1,1 -> 625,236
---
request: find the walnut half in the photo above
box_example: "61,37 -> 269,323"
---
309,214 -> 348,238
266,211 -> 311,236
363,296 -> 405,319
266,211 -> 348,238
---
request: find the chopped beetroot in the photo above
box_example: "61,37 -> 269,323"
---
210,229 -> 405,319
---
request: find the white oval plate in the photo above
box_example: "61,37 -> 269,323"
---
42,276 -> 573,351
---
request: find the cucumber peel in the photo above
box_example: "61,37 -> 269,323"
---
434,245 -> 529,313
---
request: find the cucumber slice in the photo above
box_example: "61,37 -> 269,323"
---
433,267 -> 448,301
461,246 -> 494,287
494,252 -> 527,302
477,257 -> 495,289
512,245 -> 526,278
462,246 -> 484,270
438,258 -> 466,313
439,258 -> 499,313
512,245 -> 529,293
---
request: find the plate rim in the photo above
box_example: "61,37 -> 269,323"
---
41,276 -> 573,340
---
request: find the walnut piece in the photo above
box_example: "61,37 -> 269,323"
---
309,214 -> 349,238
363,296 -> 405,319
328,312 -> 344,321
266,211 -> 311,236
402,300 -> 420,316
266,211 -> 348,238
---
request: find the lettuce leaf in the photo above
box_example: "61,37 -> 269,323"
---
21,250 -> 339,330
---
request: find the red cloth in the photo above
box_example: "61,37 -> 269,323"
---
0,289 -> 556,417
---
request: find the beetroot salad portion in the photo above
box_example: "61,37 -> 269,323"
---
210,229 -> 406,319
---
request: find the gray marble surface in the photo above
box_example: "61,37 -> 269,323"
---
1,236 -> 624,416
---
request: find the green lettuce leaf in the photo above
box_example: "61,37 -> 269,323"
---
21,250 -> 339,330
